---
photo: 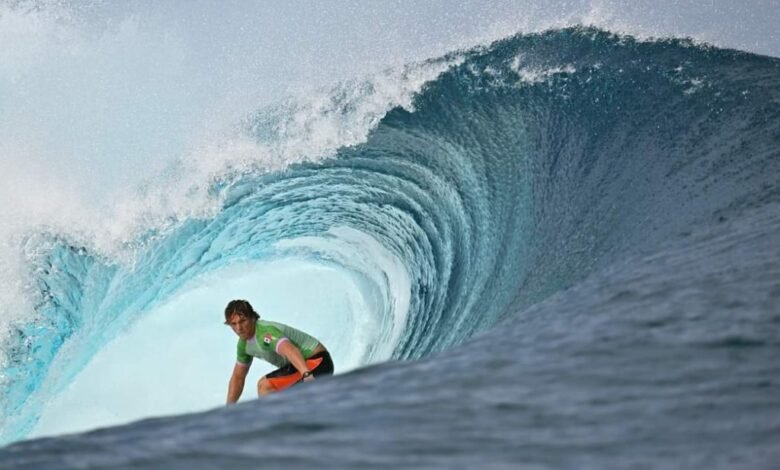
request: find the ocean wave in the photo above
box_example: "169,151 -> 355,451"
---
1,26 -> 779,449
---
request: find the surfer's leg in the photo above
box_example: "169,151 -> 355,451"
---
256,355 -> 335,397
259,364 -> 301,396
257,376 -> 275,396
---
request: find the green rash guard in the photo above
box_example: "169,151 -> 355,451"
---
236,320 -> 321,368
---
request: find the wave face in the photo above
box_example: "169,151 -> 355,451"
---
2,27 -> 780,467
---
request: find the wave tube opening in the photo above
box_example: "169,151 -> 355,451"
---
22,224 -> 410,439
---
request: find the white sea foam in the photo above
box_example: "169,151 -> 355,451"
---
511,54 -> 578,84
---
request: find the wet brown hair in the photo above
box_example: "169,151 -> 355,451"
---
224,299 -> 260,323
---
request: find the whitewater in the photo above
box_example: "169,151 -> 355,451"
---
1,2 -> 779,468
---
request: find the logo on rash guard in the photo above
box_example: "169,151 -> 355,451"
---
263,333 -> 273,346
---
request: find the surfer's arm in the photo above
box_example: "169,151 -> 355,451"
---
277,340 -> 313,380
227,361 -> 250,404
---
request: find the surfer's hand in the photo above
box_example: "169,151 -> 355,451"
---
302,371 -> 315,382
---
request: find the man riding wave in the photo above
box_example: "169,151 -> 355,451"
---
224,299 -> 334,403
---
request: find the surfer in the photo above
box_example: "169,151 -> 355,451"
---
224,299 -> 334,403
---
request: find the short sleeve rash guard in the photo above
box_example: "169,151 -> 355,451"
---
236,320 -> 321,368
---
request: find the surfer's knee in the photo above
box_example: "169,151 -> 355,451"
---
257,376 -> 273,397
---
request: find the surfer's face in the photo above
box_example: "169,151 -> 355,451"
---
227,313 -> 255,340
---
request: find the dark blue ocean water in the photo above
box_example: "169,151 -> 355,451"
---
1,27 -> 779,468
